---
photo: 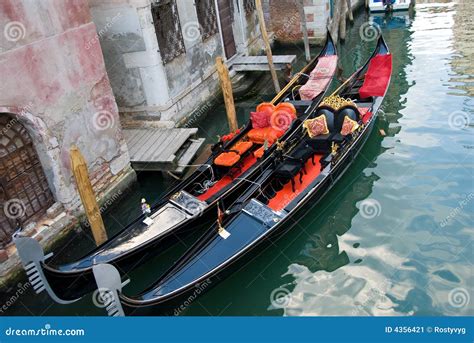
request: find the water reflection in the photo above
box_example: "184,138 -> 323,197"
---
2,1 -> 472,317
269,2 -> 473,317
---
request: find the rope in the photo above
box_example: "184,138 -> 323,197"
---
234,177 -> 269,201
291,85 -> 302,100
175,164 -> 217,194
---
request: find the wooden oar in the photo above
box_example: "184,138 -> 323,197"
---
328,69 -> 359,98
270,57 -> 316,104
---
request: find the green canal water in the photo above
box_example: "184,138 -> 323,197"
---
3,1 -> 473,316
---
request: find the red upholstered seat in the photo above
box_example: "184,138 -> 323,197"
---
299,55 -> 338,100
254,146 -> 265,159
232,141 -> 253,155
248,127 -> 284,145
214,152 -> 240,167
215,141 -> 254,168
359,54 -> 392,99
256,103 -> 275,116
275,102 -> 297,116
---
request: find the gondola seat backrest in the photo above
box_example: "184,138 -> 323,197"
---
313,107 -> 336,133
248,103 -> 297,145
335,105 -> 360,132
359,53 -> 392,99
302,105 -> 361,152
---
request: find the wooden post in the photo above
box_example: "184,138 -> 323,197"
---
339,0 -> 347,42
346,0 -> 354,23
70,146 -> 107,246
216,57 -> 238,132
255,0 -> 281,93
297,0 -> 311,62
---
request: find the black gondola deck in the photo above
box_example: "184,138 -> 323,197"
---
13,33 -> 338,304
115,36 -> 393,315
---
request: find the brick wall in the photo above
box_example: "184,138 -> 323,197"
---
267,0 -> 330,43
267,0 -> 364,44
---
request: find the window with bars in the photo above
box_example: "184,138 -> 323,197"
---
196,0 -> 219,40
243,0 -> 256,16
152,0 -> 186,64
228,0 -> 235,21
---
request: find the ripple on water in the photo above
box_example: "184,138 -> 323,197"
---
269,1 -> 473,317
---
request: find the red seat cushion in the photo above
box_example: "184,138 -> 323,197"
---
232,141 -> 253,155
270,110 -> 297,131
248,127 -> 284,145
250,111 -> 271,129
303,115 -> 329,138
256,103 -> 275,116
359,54 -> 392,99
214,152 -> 240,167
340,116 -> 360,136
254,146 -> 265,159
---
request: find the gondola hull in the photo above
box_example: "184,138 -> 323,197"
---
115,36 -> 392,316
120,112 -> 378,316
41,159 -> 276,300
14,34 -> 338,303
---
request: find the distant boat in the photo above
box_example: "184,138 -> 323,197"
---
369,0 -> 411,12
370,12 -> 412,30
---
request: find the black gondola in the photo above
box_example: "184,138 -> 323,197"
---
14,34 -> 338,303
105,36 -> 392,316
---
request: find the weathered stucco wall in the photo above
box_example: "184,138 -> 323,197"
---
0,0 -> 132,211
89,0 -> 264,125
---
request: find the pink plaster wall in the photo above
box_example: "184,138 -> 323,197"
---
0,22 -> 110,107
0,0 -> 130,208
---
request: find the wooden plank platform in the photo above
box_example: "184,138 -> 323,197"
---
174,138 -> 206,174
232,55 -> 297,71
123,128 -> 204,172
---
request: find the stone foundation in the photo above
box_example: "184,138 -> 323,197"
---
0,166 -> 136,290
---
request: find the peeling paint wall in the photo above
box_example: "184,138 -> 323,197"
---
89,0 -> 264,125
0,0 -> 132,211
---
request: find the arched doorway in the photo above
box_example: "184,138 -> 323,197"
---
0,113 -> 54,247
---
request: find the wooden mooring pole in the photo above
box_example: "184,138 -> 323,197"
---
256,0 -> 281,93
297,0 -> 311,62
346,0 -> 354,23
216,57 -> 239,132
339,0 -> 347,42
70,146 -> 107,246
